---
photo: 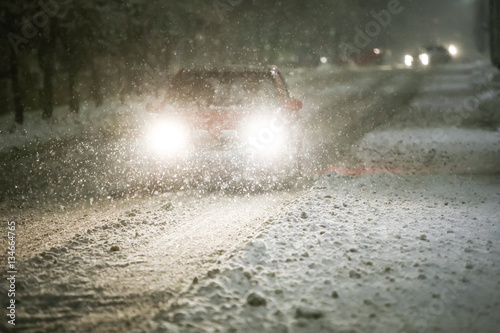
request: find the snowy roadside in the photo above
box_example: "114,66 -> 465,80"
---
355,127 -> 500,174
352,62 -> 500,174
137,174 -> 500,333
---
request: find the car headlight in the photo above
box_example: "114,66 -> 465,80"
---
419,53 -> 429,66
404,55 -> 413,67
147,120 -> 188,154
244,116 -> 288,155
448,44 -> 458,56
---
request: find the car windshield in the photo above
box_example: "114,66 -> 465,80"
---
169,71 -> 280,109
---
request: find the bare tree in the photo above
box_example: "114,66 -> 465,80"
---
2,2 -> 26,124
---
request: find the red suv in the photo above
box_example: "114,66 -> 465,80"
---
145,66 -> 303,186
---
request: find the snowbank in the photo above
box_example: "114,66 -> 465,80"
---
139,174 -> 500,333
355,127 -> 500,174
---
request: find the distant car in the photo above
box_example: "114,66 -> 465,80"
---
421,45 -> 453,65
404,44 -> 453,68
145,66 -> 304,186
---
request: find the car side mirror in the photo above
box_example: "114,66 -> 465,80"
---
285,98 -> 303,112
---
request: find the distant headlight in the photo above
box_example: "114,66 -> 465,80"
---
148,120 -> 188,154
448,44 -> 458,56
419,53 -> 430,66
404,55 -> 413,67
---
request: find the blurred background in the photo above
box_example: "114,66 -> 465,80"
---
0,0 -> 493,123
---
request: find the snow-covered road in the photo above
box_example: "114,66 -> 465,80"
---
141,174 -> 500,333
1,61 -> 499,333
7,189 -> 302,332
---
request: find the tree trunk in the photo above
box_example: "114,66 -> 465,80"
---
39,20 -> 55,120
5,11 -> 24,124
122,16 -> 137,100
90,57 -> 103,107
39,51 -> 54,119
68,65 -> 79,113
60,26 -> 81,114
119,61 -> 127,104
9,49 -> 24,124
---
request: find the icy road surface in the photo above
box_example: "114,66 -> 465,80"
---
1,61 -> 499,333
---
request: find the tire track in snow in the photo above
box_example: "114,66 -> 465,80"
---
5,188 -> 306,333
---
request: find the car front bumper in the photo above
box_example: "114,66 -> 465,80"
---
144,144 -> 299,185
